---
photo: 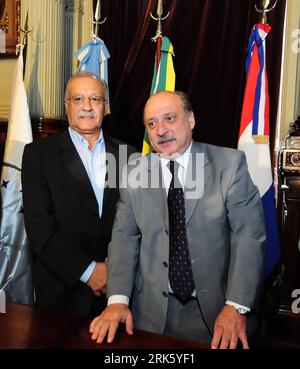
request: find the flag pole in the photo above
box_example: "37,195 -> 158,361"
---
150,0 -> 169,42
142,0 -> 175,156
20,11 -> 32,80
75,0 -> 110,113
151,0 -> 168,84
91,0 -> 106,40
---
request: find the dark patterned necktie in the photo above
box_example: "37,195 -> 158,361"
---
167,160 -> 195,304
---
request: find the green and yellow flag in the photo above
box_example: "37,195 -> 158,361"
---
142,36 -> 176,155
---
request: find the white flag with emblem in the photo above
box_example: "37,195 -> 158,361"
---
0,44 -> 34,304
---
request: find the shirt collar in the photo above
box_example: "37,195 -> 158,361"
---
68,127 -> 103,150
160,141 -> 193,170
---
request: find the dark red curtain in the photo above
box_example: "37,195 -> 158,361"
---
95,0 -> 286,152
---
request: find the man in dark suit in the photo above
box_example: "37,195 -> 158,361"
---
89,91 -> 266,348
21,71 -> 135,317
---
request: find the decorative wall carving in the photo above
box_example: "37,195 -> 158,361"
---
0,0 -> 20,57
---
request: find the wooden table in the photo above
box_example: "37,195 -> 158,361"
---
0,302 -> 210,349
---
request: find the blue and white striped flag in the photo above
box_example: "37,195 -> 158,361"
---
75,38 -> 111,114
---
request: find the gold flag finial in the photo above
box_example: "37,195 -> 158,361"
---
20,11 -> 32,46
91,0 -> 106,39
150,0 -> 170,41
255,0 -> 277,24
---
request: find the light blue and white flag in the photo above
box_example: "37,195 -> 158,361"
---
75,38 -> 111,114
0,44 -> 34,304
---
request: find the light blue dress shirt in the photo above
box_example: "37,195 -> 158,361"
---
68,127 -> 106,283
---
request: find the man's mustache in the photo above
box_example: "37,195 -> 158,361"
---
77,111 -> 96,119
155,136 -> 176,145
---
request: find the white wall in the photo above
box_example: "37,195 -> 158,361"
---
279,0 -> 300,142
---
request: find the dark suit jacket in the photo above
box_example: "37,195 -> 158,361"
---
21,130 -> 136,316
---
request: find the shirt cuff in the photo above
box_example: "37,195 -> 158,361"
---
108,295 -> 130,305
225,300 -> 251,312
80,261 -> 96,283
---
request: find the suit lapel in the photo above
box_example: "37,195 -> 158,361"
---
102,135 -> 119,216
58,130 -> 97,204
185,142 -> 211,225
144,154 -> 169,230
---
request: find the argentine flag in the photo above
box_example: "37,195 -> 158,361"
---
75,37 -> 111,114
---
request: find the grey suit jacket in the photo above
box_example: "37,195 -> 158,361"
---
107,141 -> 266,335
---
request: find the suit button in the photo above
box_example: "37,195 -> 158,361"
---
165,229 -> 169,235
163,262 -> 168,268
162,292 -> 168,298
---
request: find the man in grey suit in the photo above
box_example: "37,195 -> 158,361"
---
89,91 -> 266,349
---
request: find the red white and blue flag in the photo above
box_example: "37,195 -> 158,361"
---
238,24 -> 281,278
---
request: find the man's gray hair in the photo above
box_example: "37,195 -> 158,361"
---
64,71 -> 108,100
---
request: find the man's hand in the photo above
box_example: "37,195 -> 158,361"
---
87,262 -> 107,296
211,305 -> 249,349
89,303 -> 133,343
